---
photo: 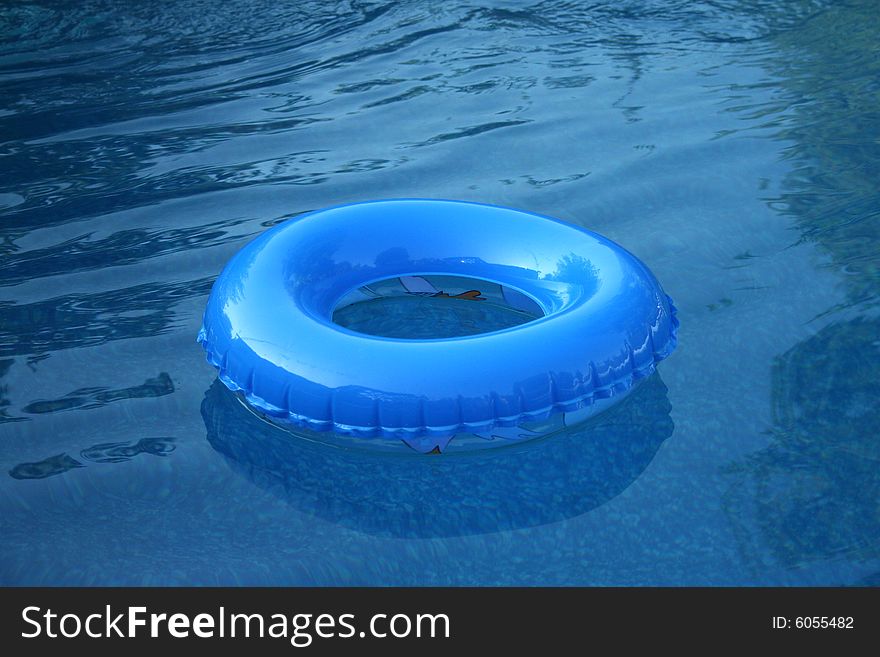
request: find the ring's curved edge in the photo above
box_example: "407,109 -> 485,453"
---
197,296 -> 677,448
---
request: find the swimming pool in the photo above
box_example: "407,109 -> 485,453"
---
1,0 -> 878,585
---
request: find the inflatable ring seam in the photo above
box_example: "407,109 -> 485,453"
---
197,297 -> 677,439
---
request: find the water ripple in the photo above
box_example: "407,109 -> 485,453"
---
0,278 -> 213,357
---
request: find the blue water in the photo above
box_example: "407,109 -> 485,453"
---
2,0 -> 878,585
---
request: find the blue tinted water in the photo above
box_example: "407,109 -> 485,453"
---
2,0 -> 878,585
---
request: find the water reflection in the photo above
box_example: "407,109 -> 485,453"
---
764,0 -> 880,314
0,358 -> 25,424
9,453 -> 83,480
0,279 -> 212,357
9,437 -> 176,480
23,372 -> 174,414
721,0 -> 880,574
0,217 -> 250,288
724,319 -> 880,568
202,374 -> 673,538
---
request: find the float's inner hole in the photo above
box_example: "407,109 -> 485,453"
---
331,274 -> 545,339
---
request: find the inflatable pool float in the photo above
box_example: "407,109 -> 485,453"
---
198,199 -> 678,453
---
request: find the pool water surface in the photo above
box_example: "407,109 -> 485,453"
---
1,0 -> 878,585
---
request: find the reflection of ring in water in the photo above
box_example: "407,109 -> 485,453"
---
202,374 -> 673,538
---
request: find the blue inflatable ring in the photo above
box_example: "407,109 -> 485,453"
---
198,199 -> 678,453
